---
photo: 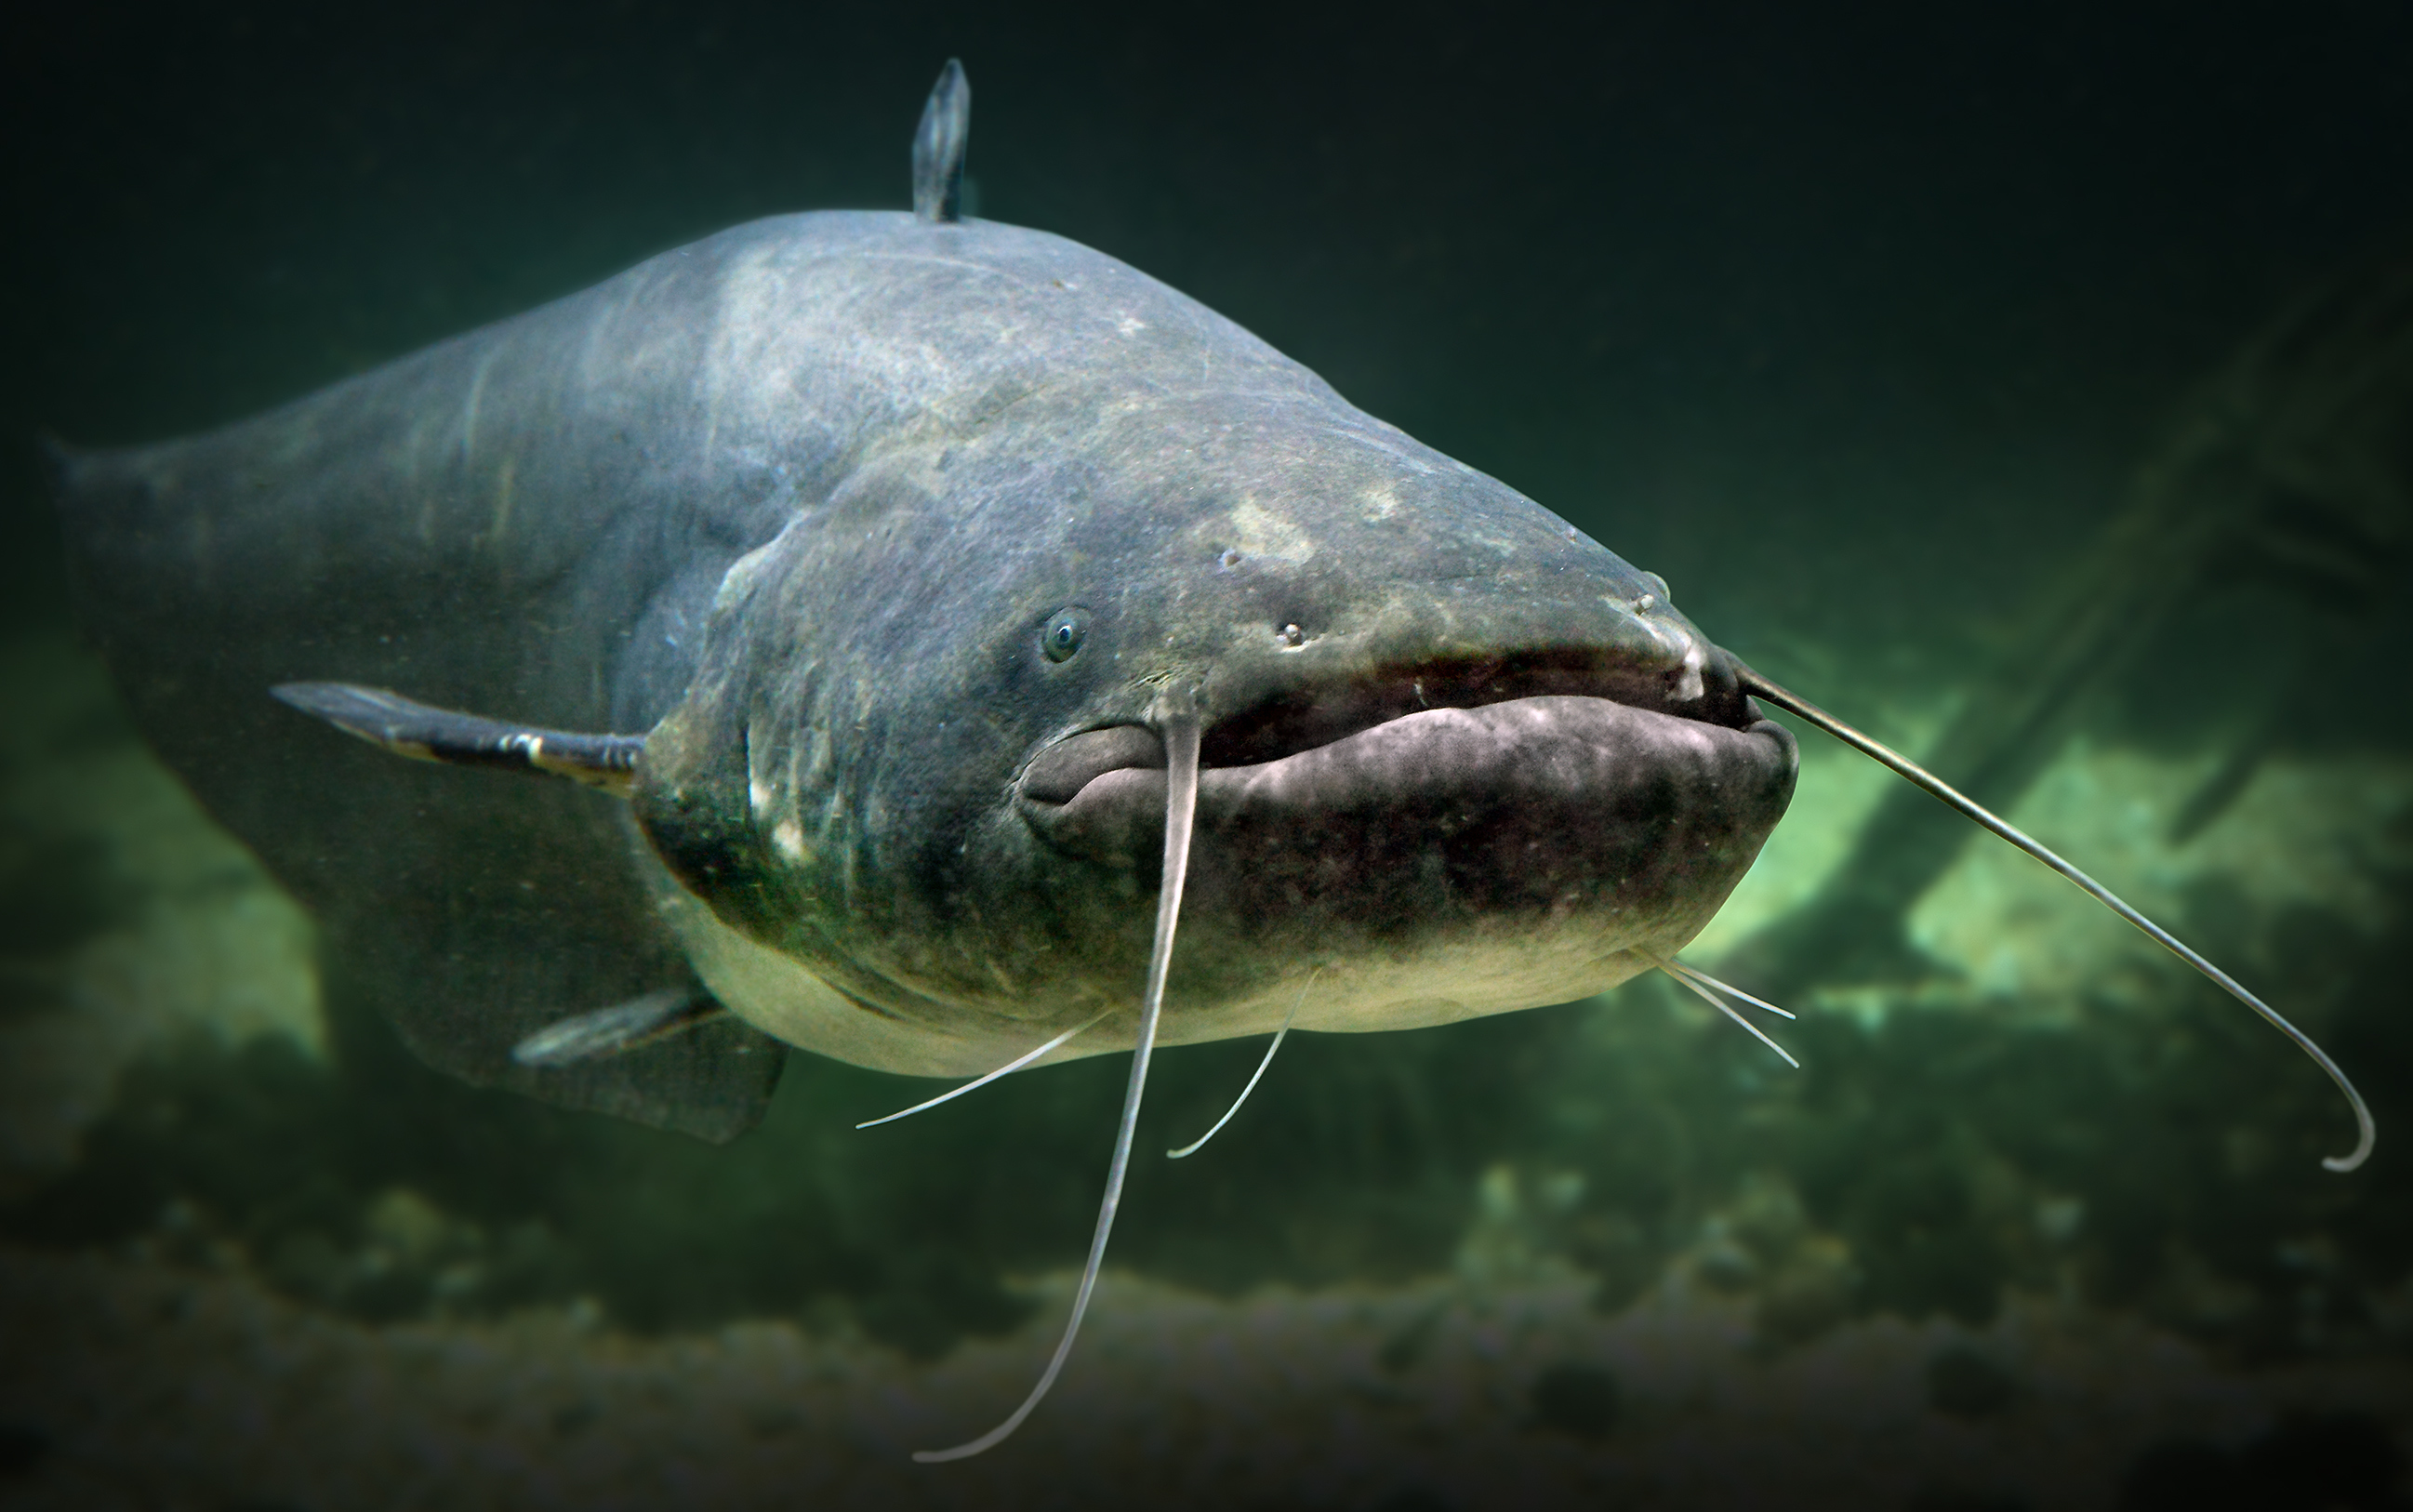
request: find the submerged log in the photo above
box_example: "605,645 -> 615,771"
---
1727,247 -> 2413,994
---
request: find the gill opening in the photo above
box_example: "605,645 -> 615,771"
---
1734,660 -> 2374,1174
913,684 -> 1203,1463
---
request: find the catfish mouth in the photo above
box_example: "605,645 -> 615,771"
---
1017,643 -> 1792,875
1195,643 -> 1753,769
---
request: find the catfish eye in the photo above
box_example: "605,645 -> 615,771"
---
1042,607 -> 1091,663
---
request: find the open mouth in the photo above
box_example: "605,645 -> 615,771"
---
1189,643 -> 1754,771
1016,647 -> 1793,884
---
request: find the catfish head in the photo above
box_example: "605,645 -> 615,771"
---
629,377 -> 1797,1078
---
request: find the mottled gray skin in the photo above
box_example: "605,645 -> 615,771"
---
58,210 -> 1796,1136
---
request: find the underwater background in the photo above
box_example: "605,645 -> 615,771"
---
3,3 -> 2411,1507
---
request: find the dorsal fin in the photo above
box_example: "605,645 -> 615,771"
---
272,682 -> 644,795
912,59 -> 971,224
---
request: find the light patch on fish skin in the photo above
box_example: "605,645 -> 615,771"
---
1225,498 -> 1316,564
745,724 -> 775,816
1630,601 -> 1707,702
1673,637 -> 1707,703
713,529 -> 793,613
1363,484 -> 1399,522
772,816 -> 808,863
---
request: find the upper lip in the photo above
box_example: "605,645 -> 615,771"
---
1020,642 -> 1749,810
1198,643 -> 1740,769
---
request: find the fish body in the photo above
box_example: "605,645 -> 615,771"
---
55,206 -> 1794,1134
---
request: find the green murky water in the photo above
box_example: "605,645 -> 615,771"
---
3,7 -> 2410,1508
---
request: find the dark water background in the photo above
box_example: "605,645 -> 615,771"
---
8,4 -> 2406,649
4,3 -> 2413,1505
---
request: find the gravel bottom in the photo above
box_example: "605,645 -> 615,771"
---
2,1245 -> 2406,1511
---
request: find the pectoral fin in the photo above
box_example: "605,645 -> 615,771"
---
272,682 -> 644,795
510,988 -> 731,1068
